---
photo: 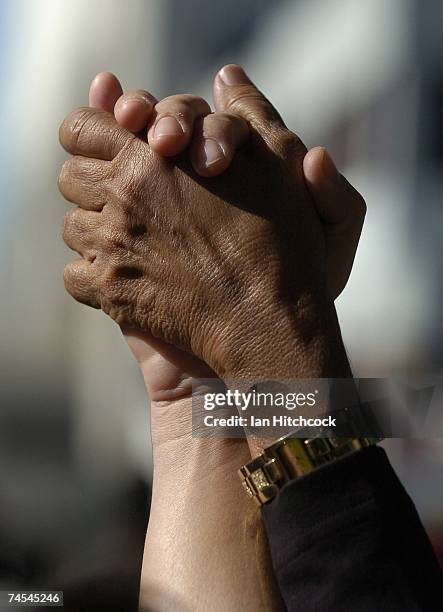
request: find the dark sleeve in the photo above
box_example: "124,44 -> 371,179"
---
262,446 -> 443,612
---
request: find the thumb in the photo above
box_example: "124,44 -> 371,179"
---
303,147 -> 366,224
89,71 -> 123,113
303,147 -> 366,298
213,64 -> 287,136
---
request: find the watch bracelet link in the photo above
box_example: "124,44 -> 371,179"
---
238,436 -> 382,506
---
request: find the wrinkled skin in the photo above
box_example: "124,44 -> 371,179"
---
81,69 -> 366,403
57,68 -> 363,610
59,106 -> 332,375
88,70 -> 366,305
60,67 -> 364,382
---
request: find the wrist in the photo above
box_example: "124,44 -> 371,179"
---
150,396 -> 251,473
152,429 -> 251,478
209,292 -> 352,458
211,290 -> 351,380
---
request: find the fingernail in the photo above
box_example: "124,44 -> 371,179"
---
153,116 -> 184,139
321,148 -> 340,183
218,64 -> 251,86
203,139 -> 225,167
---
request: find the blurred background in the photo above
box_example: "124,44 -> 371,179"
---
0,0 -> 442,608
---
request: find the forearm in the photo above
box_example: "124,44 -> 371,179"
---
139,399 -> 284,612
139,289 -> 354,609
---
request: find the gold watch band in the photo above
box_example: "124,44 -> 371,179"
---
238,435 -> 383,506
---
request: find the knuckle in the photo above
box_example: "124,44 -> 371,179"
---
224,90 -> 278,126
223,89 -> 289,139
58,160 -> 72,195
63,262 -> 94,305
224,90 -> 261,118
76,157 -> 103,183
63,264 -> 73,291
63,262 -> 81,294
64,261 -> 99,308
99,224 -> 127,251
59,107 -> 100,151
62,208 -> 77,241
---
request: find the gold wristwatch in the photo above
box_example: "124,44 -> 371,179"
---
238,435 -> 383,506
